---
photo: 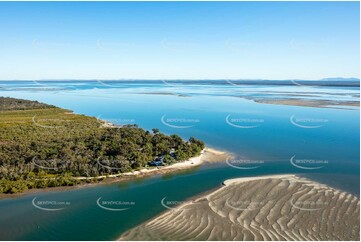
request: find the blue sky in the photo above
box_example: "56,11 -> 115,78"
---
0,1 -> 359,80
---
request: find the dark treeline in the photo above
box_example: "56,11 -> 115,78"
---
0,97 -> 204,193
0,97 -> 56,111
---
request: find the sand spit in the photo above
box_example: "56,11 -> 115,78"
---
74,148 -> 229,181
0,148 -> 229,200
252,98 -> 359,109
119,175 -> 360,241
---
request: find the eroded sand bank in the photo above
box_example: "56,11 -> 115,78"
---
119,175 -> 360,241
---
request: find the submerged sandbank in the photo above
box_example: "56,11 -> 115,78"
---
251,98 -> 359,109
119,174 -> 360,241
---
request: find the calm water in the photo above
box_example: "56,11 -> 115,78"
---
0,81 -> 359,240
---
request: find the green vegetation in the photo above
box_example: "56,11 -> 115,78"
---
0,97 -> 204,194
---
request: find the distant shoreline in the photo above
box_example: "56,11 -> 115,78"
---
0,79 -> 359,87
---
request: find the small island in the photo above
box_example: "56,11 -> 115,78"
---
0,97 -> 206,194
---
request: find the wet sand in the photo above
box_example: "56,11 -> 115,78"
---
119,175 -> 360,241
252,98 -> 359,109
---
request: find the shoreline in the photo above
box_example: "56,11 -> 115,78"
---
117,174 -> 300,240
0,147 -> 230,200
119,174 -> 360,241
76,147 -> 228,180
248,97 -> 360,109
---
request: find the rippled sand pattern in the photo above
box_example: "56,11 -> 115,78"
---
119,175 -> 360,241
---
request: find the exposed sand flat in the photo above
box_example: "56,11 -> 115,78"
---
251,98 -> 359,109
119,175 -> 360,241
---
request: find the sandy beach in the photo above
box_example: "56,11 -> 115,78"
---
0,148 -> 229,199
75,147 -> 229,180
119,174 -> 360,241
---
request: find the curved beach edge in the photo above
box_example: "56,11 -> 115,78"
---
0,147 -> 231,200
74,147 -> 231,181
118,174 -> 360,241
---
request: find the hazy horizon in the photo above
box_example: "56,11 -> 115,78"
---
0,77 -> 359,81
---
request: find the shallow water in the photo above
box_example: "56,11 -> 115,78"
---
0,81 -> 359,240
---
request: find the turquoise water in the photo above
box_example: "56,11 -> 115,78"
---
0,81 -> 359,240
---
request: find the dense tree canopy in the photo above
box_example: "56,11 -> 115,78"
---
0,97 -> 205,193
